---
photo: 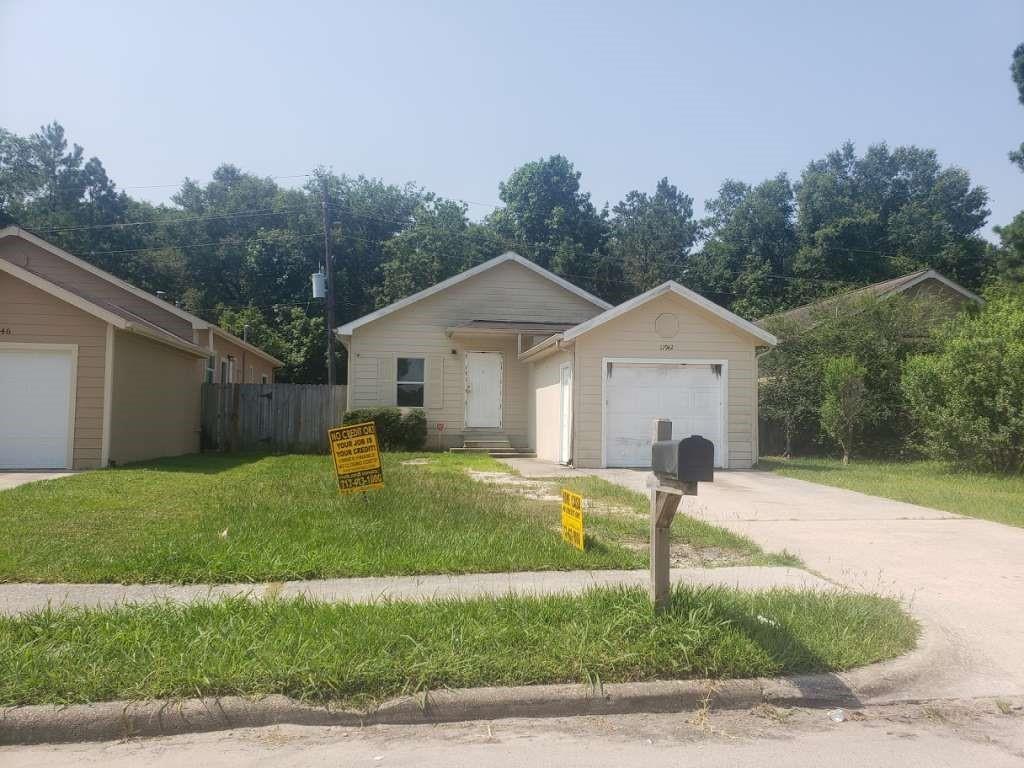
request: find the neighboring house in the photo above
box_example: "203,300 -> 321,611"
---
337,253 -> 776,469
0,226 -> 283,470
755,268 -> 983,330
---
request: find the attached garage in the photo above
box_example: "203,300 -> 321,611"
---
0,346 -> 77,469
1,227 -> 283,471
0,229 -> 209,470
524,281 -> 777,470
603,359 -> 726,468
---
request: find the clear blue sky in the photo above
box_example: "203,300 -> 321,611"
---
2,1 -> 1021,237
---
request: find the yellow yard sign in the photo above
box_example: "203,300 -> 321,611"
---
328,421 -> 384,494
560,488 -> 585,550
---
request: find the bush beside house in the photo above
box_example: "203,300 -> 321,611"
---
761,284 -> 1024,474
343,407 -> 428,451
902,289 -> 1024,473
759,295 -> 938,459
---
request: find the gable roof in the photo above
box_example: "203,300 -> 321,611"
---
0,226 -> 283,367
0,257 -> 209,357
335,252 -> 612,335
756,268 -> 982,328
562,280 -> 778,346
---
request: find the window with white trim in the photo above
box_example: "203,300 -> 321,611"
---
397,357 -> 424,407
261,374 -> 269,385
205,355 -> 215,384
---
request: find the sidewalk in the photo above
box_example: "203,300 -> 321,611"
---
0,566 -> 831,616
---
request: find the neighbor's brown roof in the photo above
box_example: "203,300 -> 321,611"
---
755,268 -> 979,329
0,226 -> 284,366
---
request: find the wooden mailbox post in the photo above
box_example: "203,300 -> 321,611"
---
647,419 -> 711,613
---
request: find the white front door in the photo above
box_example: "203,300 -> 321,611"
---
604,361 -> 725,468
464,352 -> 502,428
0,347 -> 75,469
559,363 -> 573,464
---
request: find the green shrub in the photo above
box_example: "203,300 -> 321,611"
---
820,355 -> 868,464
902,289 -> 1024,473
343,407 -> 427,451
760,295 -> 942,457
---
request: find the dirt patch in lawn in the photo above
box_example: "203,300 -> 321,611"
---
466,471 -> 563,502
465,469 -> 746,568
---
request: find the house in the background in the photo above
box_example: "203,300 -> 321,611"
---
337,252 -> 777,469
755,268 -> 983,330
0,226 -> 282,470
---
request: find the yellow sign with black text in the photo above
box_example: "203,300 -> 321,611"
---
328,421 -> 384,494
560,488 -> 584,550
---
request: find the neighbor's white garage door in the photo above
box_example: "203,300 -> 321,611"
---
0,348 -> 75,469
604,361 -> 724,468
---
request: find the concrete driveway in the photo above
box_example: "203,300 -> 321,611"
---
503,458 -> 1024,702
0,471 -> 76,492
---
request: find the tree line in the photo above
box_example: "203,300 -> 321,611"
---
1,62 -> 1021,383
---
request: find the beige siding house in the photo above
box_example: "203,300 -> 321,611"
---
0,227 -> 283,470
338,253 -> 776,468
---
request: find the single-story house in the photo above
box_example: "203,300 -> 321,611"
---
0,226 -> 283,470
337,253 -> 777,469
755,268 -> 983,330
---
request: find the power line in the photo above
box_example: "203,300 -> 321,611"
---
33,205 -> 314,234
119,173 -> 313,191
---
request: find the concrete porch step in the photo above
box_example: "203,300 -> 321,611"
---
449,447 -> 536,458
463,441 -> 513,449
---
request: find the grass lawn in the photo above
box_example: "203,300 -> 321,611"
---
0,586 -> 917,707
761,457 -> 1024,529
0,452 -> 792,583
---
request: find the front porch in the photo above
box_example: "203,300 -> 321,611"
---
443,320 -> 570,458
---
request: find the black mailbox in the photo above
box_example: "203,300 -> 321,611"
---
652,435 -> 715,483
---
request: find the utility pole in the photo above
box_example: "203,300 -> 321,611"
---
321,181 -> 337,387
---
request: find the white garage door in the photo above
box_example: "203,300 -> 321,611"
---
0,348 -> 75,469
604,361 -> 724,468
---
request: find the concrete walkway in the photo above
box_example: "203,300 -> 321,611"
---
0,471 -> 76,492
502,458 -> 1024,702
0,567 -> 829,616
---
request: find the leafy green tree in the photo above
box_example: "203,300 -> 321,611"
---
376,197 -> 505,306
217,304 -> 328,383
757,316 -> 819,457
1010,43 -> 1024,172
994,212 -> 1024,285
689,174 -> 797,317
902,288 -> 1024,473
792,142 -> 991,292
487,155 -> 609,295
606,178 -> 699,300
820,355 -> 868,464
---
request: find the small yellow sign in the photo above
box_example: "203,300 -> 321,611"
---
560,488 -> 585,550
328,421 -> 384,494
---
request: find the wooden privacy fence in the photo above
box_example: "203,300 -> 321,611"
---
201,384 -> 347,452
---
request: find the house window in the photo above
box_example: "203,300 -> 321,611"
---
221,359 -> 233,384
397,357 -> 424,407
261,374 -> 269,385
205,355 -> 215,384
